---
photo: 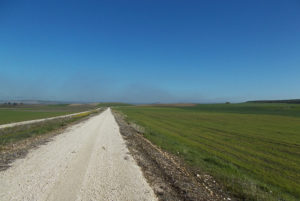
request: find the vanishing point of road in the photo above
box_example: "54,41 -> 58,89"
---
0,108 -> 157,201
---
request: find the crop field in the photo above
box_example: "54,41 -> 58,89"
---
0,104 -> 98,125
115,103 -> 300,201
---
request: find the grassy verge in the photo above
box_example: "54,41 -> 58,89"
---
0,110 -> 72,125
0,104 -> 100,125
115,104 -> 300,201
0,110 -> 98,149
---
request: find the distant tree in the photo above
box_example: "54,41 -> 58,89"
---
226,102 -> 230,104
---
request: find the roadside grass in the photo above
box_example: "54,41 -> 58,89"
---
73,111 -> 94,118
0,110 -> 96,148
0,104 -> 99,125
0,110 -> 71,125
115,104 -> 300,201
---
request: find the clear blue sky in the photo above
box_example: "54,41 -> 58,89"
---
1,0 -> 299,103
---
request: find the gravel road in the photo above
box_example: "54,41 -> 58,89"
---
0,108 -> 157,201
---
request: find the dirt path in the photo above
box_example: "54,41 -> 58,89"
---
0,108 -> 157,201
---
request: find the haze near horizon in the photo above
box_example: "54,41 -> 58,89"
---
1,0 -> 299,103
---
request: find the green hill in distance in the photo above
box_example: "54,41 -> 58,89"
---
247,99 -> 300,104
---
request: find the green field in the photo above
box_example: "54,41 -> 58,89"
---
115,103 -> 300,201
0,110 -> 97,148
0,104 -> 98,125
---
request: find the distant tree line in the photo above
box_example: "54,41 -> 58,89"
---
1,102 -> 24,106
247,99 -> 300,104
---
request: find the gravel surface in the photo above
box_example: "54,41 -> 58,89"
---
0,108 -> 157,201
